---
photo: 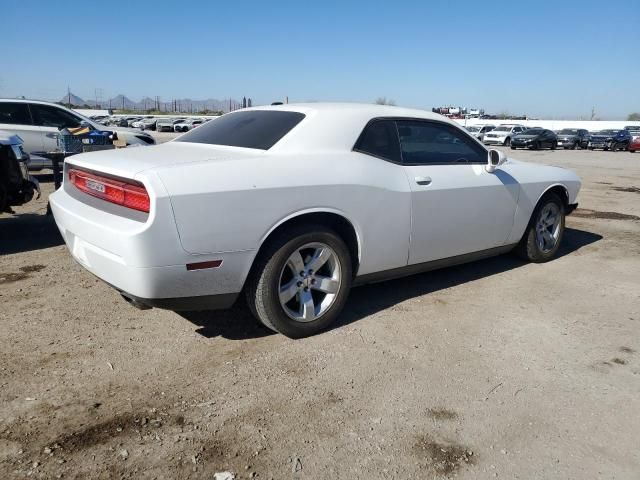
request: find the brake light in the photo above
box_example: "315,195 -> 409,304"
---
68,168 -> 150,213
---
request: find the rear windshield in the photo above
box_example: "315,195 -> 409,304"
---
176,110 -> 305,150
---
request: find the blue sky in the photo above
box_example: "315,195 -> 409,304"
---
2,0 -> 638,119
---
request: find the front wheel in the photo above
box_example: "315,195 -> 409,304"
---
514,192 -> 565,263
551,141 -> 557,150
504,137 -> 511,147
246,224 -> 353,338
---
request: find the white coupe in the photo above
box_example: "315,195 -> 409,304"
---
50,104 -> 581,337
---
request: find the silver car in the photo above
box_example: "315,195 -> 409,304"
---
0,99 -> 155,156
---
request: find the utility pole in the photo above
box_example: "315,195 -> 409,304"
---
67,86 -> 71,108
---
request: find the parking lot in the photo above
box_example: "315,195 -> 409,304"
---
1,144 -> 639,479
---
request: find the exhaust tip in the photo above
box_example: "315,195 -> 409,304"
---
120,293 -> 152,310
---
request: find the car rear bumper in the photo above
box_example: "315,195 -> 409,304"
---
483,137 -> 507,145
49,183 -> 253,309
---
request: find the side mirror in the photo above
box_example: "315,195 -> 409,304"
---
486,149 -> 506,173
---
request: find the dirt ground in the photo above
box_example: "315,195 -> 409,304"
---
1,142 -> 639,480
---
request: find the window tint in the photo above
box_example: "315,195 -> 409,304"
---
354,120 -> 401,162
31,104 -> 82,128
0,102 -> 32,125
396,120 -> 487,165
177,110 -> 305,150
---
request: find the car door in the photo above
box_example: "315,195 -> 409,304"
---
0,102 -> 44,153
397,119 -> 519,265
30,103 -> 83,152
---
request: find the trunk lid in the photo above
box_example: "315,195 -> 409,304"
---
66,142 -> 265,179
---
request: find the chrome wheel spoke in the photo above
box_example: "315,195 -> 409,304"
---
311,275 -> 339,294
287,251 -> 305,274
306,247 -> 331,272
279,279 -> 299,304
299,289 -> 316,321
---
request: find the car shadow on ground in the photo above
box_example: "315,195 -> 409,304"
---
180,227 -> 603,340
0,213 -> 64,255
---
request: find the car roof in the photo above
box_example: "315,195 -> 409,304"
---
233,102 -> 466,153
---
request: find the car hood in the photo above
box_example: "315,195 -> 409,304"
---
65,142 -> 266,180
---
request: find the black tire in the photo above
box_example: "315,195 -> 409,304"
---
551,141 -> 557,150
533,141 -> 540,150
245,224 -> 353,338
511,145 -> 517,150
570,141 -> 577,150
514,192 -> 565,263
504,137 -> 511,147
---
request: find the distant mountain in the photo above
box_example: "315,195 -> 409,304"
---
59,91 -> 242,113
59,92 -> 86,106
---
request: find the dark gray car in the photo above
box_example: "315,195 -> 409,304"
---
556,128 -> 590,150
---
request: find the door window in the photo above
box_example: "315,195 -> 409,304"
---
396,120 -> 487,165
354,119 -> 401,162
31,104 -> 82,129
0,102 -> 32,125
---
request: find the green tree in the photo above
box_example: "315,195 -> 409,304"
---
627,112 -> 640,121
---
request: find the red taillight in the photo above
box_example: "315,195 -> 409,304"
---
68,168 -> 150,213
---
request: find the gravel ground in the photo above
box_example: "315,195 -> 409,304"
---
1,145 -> 639,479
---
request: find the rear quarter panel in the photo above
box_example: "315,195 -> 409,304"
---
156,152 -> 412,276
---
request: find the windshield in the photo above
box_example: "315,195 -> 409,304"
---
493,126 -> 511,132
596,130 -> 618,135
558,129 -> 579,135
522,129 -> 543,135
466,126 -> 481,132
176,110 -> 306,150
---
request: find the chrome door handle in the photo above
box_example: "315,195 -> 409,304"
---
45,133 -> 58,138
415,176 -> 432,186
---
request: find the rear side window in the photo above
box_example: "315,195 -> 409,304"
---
31,104 -> 82,129
176,110 -> 305,150
0,102 -> 32,125
354,120 -> 401,162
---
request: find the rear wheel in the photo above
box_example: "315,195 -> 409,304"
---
571,141 -> 577,150
515,192 -> 565,263
504,137 -> 511,147
246,224 -> 352,338
551,141 -> 557,150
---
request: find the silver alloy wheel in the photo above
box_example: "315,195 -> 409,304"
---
278,242 -> 341,323
535,203 -> 561,253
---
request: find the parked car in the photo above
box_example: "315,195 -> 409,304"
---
156,118 -> 186,132
174,119 -> 204,133
50,103 -> 581,338
0,99 -> 155,154
588,129 -> 631,151
131,118 -> 157,131
0,131 -> 39,212
483,124 -> 527,146
556,129 -> 590,149
629,135 -> 640,153
465,124 -> 495,142
511,128 -> 558,150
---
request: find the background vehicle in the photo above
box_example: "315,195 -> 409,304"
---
50,104 -> 581,338
629,135 -> 640,153
589,129 -> 630,151
156,118 -> 186,132
117,116 -> 139,127
174,119 -> 204,132
511,128 -> 558,150
0,131 -> 39,212
556,128 -> 590,149
131,117 -> 157,131
465,124 -> 495,141
609,129 -> 632,151
0,99 -> 155,154
483,124 -> 526,146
